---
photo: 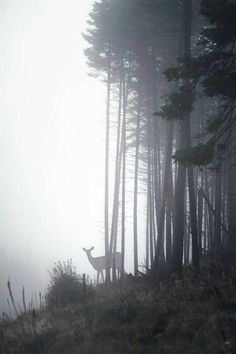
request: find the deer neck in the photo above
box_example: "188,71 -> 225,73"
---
86,252 -> 96,268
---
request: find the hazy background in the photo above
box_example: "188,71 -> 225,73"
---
0,0 -> 147,314
0,0 -> 110,312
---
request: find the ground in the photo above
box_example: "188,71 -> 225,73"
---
1,264 -> 236,354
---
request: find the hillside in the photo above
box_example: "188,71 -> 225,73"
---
1,263 -> 236,354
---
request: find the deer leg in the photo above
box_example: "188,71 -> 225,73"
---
97,271 -> 99,284
101,270 -> 105,283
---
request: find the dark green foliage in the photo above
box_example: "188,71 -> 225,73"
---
161,0 -> 236,166
173,142 -> 214,166
200,0 -> 236,46
45,260 -> 92,309
164,61 -> 196,83
83,0 -> 182,84
202,68 -> 236,100
158,86 -> 195,120
206,114 -> 224,133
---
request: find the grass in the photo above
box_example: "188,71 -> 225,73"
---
1,263 -> 236,354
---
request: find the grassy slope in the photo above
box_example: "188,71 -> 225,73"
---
1,266 -> 236,354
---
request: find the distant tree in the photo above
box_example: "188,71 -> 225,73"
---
84,0 -> 236,279
164,0 -> 236,260
156,0 -> 199,274
84,0 -> 181,277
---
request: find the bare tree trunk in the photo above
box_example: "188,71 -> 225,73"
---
153,121 -> 174,271
121,62 -> 127,278
105,44 -> 111,282
187,164 -> 199,269
205,172 -> 213,253
133,92 -> 142,276
203,197 -> 207,254
214,170 -> 222,256
197,172 -> 204,256
199,186 -> 230,242
173,0 -> 197,274
172,130 -> 186,274
184,215 -> 190,264
184,0 -> 199,270
227,123 -> 236,253
148,125 -> 154,267
221,172 -> 227,247
228,165 -> 236,253
109,70 -> 123,280
146,184 -> 150,271
166,170 -> 173,263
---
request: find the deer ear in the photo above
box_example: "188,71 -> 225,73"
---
91,246 -> 94,251
82,248 -> 86,251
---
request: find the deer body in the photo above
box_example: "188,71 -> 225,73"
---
82,247 -> 122,283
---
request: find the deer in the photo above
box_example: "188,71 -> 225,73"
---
82,247 -> 122,283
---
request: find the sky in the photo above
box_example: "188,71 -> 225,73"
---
0,0 -> 109,311
0,0 -> 148,314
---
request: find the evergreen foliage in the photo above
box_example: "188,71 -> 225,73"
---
158,86 -> 195,121
173,142 -> 214,166
83,0 -> 236,276
162,0 -> 236,165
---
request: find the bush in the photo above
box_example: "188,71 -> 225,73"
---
45,260 -> 91,309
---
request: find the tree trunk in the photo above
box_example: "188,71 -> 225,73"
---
153,120 -> 174,271
172,127 -> 186,274
197,172 -> 204,256
105,44 -> 111,282
133,92 -> 142,276
166,169 -> 173,263
146,184 -> 150,271
121,62 -> 127,278
109,70 -> 123,280
227,123 -> 236,254
172,0 -> 196,274
187,164 -> 199,269
214,170 -> 222,256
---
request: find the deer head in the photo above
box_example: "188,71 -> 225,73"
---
82,246 -> 94,255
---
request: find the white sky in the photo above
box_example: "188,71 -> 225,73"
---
0,0 -> 147,312
0,0 -> 109,307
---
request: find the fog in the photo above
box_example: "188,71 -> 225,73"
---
0,0 -> 112,312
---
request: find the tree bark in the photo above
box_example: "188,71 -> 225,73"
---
214,170 -> 222,256
172,0 -> 199,274
109,69 -> 123,280
105,44 -> 111,282
121,61 -> 127,278
227,123 -> 236,254
166,169 -> 173,263
197,172 -> 204,255
133,91 -> 142,276
153,121 -> 174,272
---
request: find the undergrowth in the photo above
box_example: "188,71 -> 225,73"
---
1,261 -> 236,354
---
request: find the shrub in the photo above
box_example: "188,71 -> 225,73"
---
45,260 -> 91,309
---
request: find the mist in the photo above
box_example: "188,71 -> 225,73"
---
1,1 -> 236,352
0,0 -> 108,312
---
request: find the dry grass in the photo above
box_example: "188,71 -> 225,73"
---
1,263 -> 236,354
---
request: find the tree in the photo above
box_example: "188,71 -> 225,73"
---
164,0 -> 236,262
84,0 -> 236,279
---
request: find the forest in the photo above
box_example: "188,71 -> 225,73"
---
1,0 -> 236,353
83,0 -> 236,279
